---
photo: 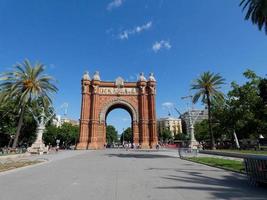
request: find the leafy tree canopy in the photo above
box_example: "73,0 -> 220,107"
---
159,129 -> 173,143
120,127 -> 132,143
106,125 -> 118,144
0,59 -> 58,147
43,123 -> 79,147
240,0 -> 267,34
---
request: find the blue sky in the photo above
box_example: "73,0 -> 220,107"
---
0,0 -> 267,134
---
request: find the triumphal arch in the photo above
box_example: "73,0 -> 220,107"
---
76,71 -> 158,149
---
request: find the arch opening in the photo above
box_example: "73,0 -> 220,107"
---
99,99 -> 138,123
105,107 -> 132,147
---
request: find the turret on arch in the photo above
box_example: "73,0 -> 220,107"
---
76,72 -> 157,149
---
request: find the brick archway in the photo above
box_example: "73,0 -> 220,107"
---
76,72 -> 157,150
99,98 -> 138,123
100,100 -> 137,145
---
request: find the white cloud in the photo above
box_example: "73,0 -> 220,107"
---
119,21 -> 152,40
152,40 -> 171,52
162,102 -> 174,109
107,0 -> 124,11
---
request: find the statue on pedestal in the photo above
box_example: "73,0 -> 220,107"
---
27,107 -> 55,154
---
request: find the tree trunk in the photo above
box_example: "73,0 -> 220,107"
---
12,105 -> 25,148
206,92 -> 215,150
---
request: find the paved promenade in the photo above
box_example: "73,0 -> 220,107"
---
0,150 -> 266,200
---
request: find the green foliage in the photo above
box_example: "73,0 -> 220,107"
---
0,99 -> 38,147
195,120 -> 210,142
159,129 -> 173,142
43,124 -> 59,145
197,70 -> 267,146
0,100 -> 17,146
191,71 -> 225,149
174,132 -> 189,140
120,127 -> 132,143
259,78 -> 267,104
106,125 -> 118,144
187,157 -> 244,173
43,123 -> 79,147
240,0 -> 267,34
226,70 -> 267,139
19,109 -> 37,145
0,59 -> 58,106
0,59 -> 58,147
217,149 -> 267,155
191,71 -> 225,104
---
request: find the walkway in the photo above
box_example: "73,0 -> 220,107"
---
0,150 -> 266,200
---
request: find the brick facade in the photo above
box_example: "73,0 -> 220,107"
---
76,72 -> 158,149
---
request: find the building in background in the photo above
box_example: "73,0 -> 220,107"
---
157,116 -> 183,137
52,115 -> 79,127
181,109 -> 208,134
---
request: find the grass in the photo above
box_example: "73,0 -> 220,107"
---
216,149 -> 267,155
0,160 -> 42,172
186,157 -> 244,173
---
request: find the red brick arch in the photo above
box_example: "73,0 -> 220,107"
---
76,72 -> 157,149
99,98 -> 138,123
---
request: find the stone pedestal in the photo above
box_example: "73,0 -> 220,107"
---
189,125 -> 198,148
27,141 -> 48,155
190,139 -> 199,149
27,127 -> 49,154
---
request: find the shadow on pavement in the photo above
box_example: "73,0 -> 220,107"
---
156,168 -> 267,200
106,153 -> 174,159
146,167 -> 222,173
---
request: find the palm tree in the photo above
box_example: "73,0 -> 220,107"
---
0,59 -> 58,148
240,0 -> 267,34
191,72 -> 225,149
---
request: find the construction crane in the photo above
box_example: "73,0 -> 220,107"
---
174,107 -> 182,117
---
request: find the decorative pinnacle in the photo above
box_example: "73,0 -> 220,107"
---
93,71 -> 101,81
82,71 -> 90,80
148,72 -> 156,81
139,72 -> 147,81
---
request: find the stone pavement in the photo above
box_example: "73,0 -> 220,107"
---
0,149 -> 266,200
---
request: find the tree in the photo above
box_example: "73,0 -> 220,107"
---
191,71 -> 225,149
120,127 -> 132,143
43,124 -> 59,146
205,70 -> 267,145
159,129 -> 173,143
0,99 -> 17,147
43,123 -> 79,147
259,78 -> 267,105
0,59 -> 58,147
174,132 -> 188,141
227,70 -> 265,139
195,120 -> 210,143
240,0 -> 267,34
0,97 -> 52,147
106,125 -> 118,144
